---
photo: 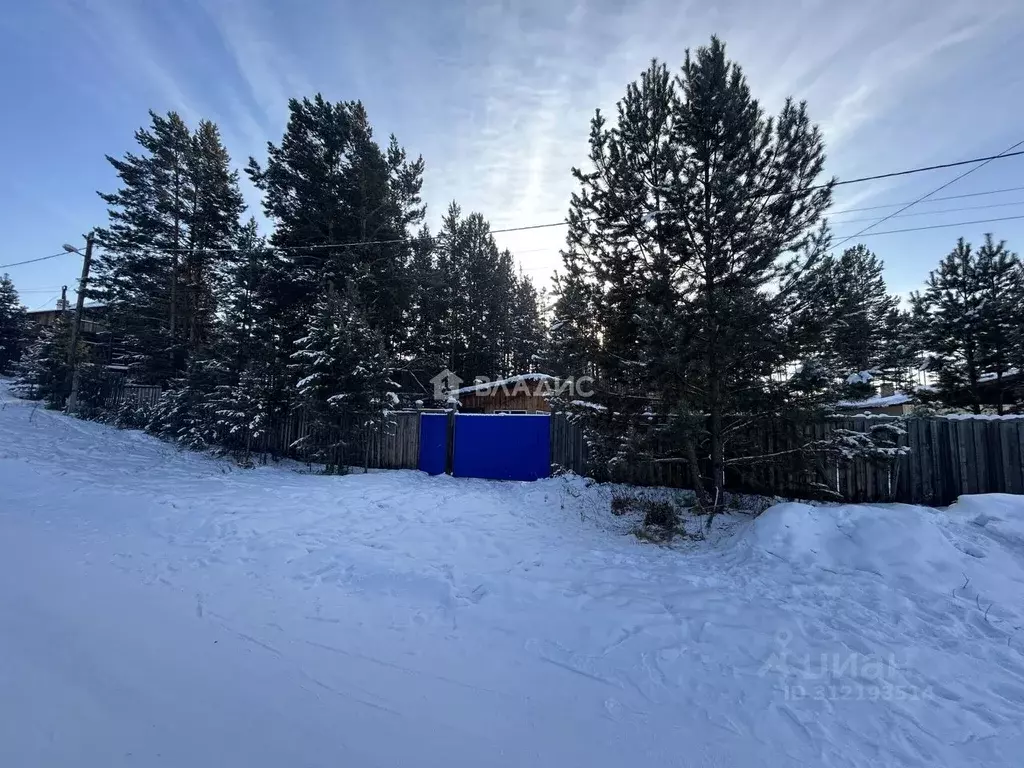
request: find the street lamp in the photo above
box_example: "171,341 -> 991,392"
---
64,232 -> 95,413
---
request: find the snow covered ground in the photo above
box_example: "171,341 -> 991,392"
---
2,380 -> 1024,767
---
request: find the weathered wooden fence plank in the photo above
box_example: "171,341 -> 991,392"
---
545,414 -> 1024,505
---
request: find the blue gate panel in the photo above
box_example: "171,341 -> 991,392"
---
418,414 -> 449,475
453,414 -> 551,481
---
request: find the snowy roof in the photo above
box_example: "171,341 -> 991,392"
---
836,393 -> 914,409
978,368 -> 1020,383
453,373 -> 557,396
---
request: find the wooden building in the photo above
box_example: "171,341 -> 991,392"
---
454,373 -> 556,414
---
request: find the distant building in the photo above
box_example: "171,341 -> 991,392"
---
453,373 -> 556,414
836,383 -> 916,416
25,304 -> 108,337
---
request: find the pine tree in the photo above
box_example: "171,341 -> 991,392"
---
555,38 -> 835,500
803,245 -> 902,397
976,235 -> 1020,413
0,274 -> 27,374
423,203 -> 543,385
404,226 -> 449,391
246,95 -> 425,358
874,307 -> 921,393
911,236 -> 1020,413
541,239 -> 599,383
94,111 -> 244,384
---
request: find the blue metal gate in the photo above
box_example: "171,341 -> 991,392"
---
417,413 -> 449,475
452,414 -> 551,481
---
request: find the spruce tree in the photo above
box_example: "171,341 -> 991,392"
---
509,274 -> 545,374
11,313 -> 75,406
291,283 -> 398,472
404,226 -> 449,391
0,274 -> 27,374
423,203 -> 543,385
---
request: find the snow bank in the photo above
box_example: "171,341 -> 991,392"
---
750,497 -> 1024,633
751,502 -> 956,581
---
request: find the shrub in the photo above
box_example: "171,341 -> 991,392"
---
641,499 -> 678,529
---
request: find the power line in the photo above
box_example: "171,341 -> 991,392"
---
0,250 -> 72,270
830,199 -> 1024,225
828,150 -> 1024,188
830,185 -> 1024,215
834,214 -> 1024,240
831,139 -> 1024,248
8,148 -> 1024,267
87,149 -> 1024,256
28,294 -> 61,311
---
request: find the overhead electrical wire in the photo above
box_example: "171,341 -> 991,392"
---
3,148 -> 1023,269
830,139 -> 1024,249
834,214 -> 1024,239
0,250 -> 72,270
829,185 -> 1024,215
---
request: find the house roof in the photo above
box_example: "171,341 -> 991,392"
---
453,373 -> 556,396
26,302 -> 106,316
836,393 -> 914,409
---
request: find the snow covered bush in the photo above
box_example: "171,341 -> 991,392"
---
146,359 -> 227,450
10,317 -> 72,408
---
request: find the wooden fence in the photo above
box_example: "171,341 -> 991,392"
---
100,380 -> 1024,504
550,412 -> 1024,506
256,408 -> 421,470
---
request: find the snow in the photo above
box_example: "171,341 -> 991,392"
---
2,378 -> 1024,767
846,370 -> 876,385
570,398 -> 607,411
979,368 -> 1020,383
836,392 -> 914,408
452,372 -> 556,395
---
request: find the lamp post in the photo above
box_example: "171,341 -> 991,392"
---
63,232 -> 95,413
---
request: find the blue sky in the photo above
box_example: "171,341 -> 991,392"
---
2,0 -> 1023,309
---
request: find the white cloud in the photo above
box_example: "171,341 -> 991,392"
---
55,0 -> 1024,287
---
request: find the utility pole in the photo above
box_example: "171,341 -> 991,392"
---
65,232 -> 95,413
59,285 -> 68,311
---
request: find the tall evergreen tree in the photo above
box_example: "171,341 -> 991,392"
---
11,313 -> 75,406
874,307 -> 921,393
508,273 -> 545,374
976,235 -> 1021,413
404,226 -> 449,390
422,203 -> 543,386
93,111 -> 244,383
0,274 -> 27,374
291,283 -> 398,472
555,38 -> 836,500
803,245 -> 903,396
246,95 -> 425,358
911,235 -> 1020,413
